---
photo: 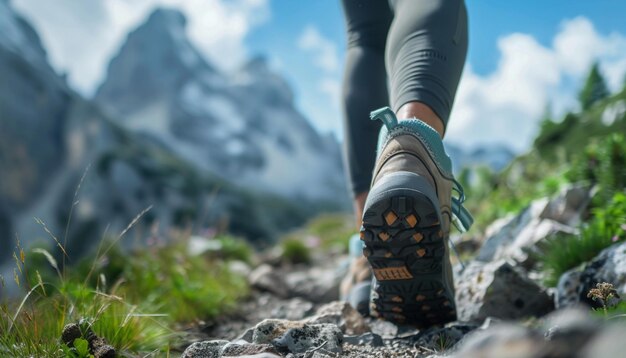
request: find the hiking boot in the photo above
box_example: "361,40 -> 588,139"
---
340,234 -> 372,316
360,107 -> 472,327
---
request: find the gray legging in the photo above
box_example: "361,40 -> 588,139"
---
341,0 -> 468,196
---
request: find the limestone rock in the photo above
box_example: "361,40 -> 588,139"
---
247,319 -> 343,355
182,340 -> 229,358
368,318 -> 399,339
251,319 -> 305,344
220,341 -> 278,357
555,266 -> 584,309
411,322 -> 479,351
284,267 -> 341,303
577,241 -> 626,308
541,307 -> 600,356
477,185 -> 590,264
343,332 -> 384,347
539,184 -> 592,226
477,198 -> 549,262
582,324 -> 626,358
452,323 -> 542,358
271,323 -> 343,354
305,301 -> 370,335
456,260 -> 553,321
248,265 -> 289,298
270,297 -> 314,321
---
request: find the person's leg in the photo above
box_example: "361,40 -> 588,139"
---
387,0 -> 468,137
359,0 -> 469,326
340,0 -> 392,227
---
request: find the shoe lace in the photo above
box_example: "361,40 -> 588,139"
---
451,178 -> 473,233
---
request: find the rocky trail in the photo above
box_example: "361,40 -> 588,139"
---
180,184 -> 626,358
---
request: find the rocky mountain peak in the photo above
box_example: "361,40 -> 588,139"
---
95,7 -> 215,116
144,7 -> 187,29
0,0 -> 50,69
233,55 -> 294,107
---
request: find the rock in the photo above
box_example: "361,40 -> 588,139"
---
542,307 -> 600,357
182,340 -> 229,358
582,324 -> 626,358
367,318 -> 399,339
229,260 -> 252,278
237,328 -> 255,343
305,301 -> 370,335
541,307 -> 600,356
452,310 -> 603,358
284,267 -> 341,303
555,266 -> 584,309
61,323 -> 81,346
452,323 -> 542,358
411,322 -> 479,351
251,319 -> 306,344
270,297 -> 314,321
271,323 -> 343,354
477,198 -> 549,262
220,342 -> 278,357
248,319 -> 343,354
61,321 -> 115,358
539,184 -> 592,226
89,337 -> 115,358
249,265 -> 289,298
577,241 -> 626,308
455,260 -> 553,321
343,332 -> 384,347
477,185 -> 590,264
484,214 -> 515,238
92,342 -> 116,358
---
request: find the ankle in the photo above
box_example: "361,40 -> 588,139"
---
396,102 -> 445,138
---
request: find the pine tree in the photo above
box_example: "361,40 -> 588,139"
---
579,62 -> 610,110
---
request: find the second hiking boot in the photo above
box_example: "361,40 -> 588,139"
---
360,107 -> 472,327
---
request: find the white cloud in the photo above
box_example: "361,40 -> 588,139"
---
447,17 -> 626,152
12,0 -> 270,96
298,26 -> 340,73
297,25 -> 342,134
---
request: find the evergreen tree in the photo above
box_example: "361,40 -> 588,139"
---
579,62 -> 609,110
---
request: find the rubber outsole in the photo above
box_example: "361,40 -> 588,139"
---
361,186 -> 456,327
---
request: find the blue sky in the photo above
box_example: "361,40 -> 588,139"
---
242,0 -> 626,152
13,0 -> 626,151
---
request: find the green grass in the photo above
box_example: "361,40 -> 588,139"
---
280,238 -> 311,264
534,192 -> 626,286
121,241 -> 249,322
214,235 -> 253,264
461,88 -> 626,234
284,214 -> 355,253
0,270 -> 173,357
1,231 -> 250,356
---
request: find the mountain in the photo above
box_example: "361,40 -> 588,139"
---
0,0 -> 71,259
0,4 -> 348,266
445,143 -> 516,174
95,8 -> 346,202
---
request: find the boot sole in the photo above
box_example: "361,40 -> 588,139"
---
360,172 -> 456,327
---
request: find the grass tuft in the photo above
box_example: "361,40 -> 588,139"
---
280,238 -> 311,264
535,192 -> 626,286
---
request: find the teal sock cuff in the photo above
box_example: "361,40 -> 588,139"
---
372,107 -> 453,176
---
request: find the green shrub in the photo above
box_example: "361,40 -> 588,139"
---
280,239 -> 311,264
119,242 -> 249,322
567,133 -> 626,204
1,265 -> 172,357
306,214 -> 354,252
215,235 -> 253,263
536,192 -> 626,286
2,236 -> 249,356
